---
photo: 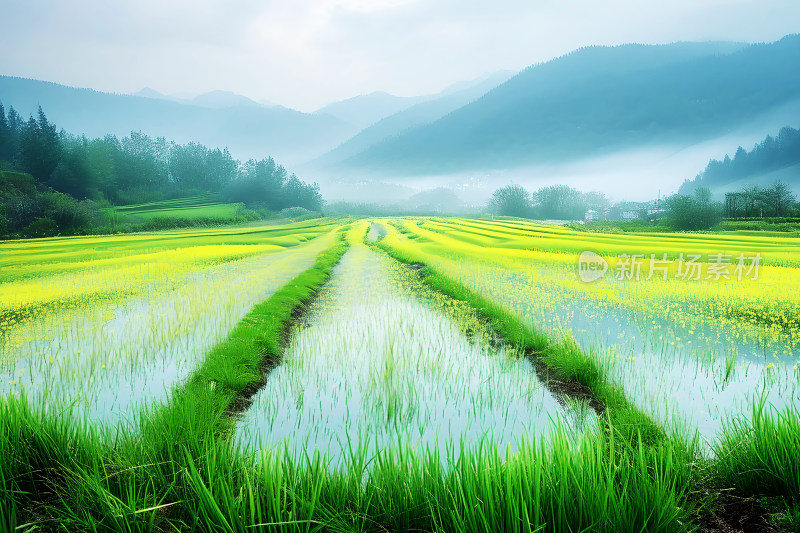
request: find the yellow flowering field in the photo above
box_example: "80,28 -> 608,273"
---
0,218 -> 341,426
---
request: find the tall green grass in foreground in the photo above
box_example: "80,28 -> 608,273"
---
714,400 -> 800,530
715,399 -> 800,498
0,390 -> 696,532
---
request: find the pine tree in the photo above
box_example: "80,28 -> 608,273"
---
0,102 -> 9,162
18,107 -> 62,180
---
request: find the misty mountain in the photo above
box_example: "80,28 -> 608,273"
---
314,91 -> 430,130
0,77 -> 357,164
134,88 -> 182,102
331,38 -> 800,176
190,90 -> 266,109
135,88 -> 269,109
679,125 -> 800,195
309,71 -> 515,169
313,72 -> 515,130
404,187 -> 466,213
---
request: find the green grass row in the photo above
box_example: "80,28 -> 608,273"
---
103,203 -> 264,234
373,234 -> 666,447
1,394 -> 705,532
114,194 -> 223,213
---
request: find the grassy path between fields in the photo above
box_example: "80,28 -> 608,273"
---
371,226 -> 664,446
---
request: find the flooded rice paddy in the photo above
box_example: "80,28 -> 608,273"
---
0,233 -> 334,429
236,245 -> 594,466
386,219 -> 800,452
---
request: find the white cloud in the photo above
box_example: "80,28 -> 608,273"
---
1,0 -> 798,110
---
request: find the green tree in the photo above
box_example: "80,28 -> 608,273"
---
114,131 -> 168,202
0,102 -> 10,162
283,174 -> 323,211
169,142 -> 238,191
17,107 -> 61,180
4,106 -> 24,162
534,184 -> 587,219
665,187 -> 722,230
488,184 -> 532,217
766,180 -> 795,216
48,136 -> 96,199
583,191 -> 611,212
86,136 -> 121,200
226,157 -> 289,209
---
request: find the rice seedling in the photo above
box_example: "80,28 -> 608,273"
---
236,243 -> 593,468
715,397 -> 800,498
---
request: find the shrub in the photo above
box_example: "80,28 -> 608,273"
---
664,187 -> 723,231
279,206 -> 312,218
40,192 -> 94,233
22,217 -> 58,238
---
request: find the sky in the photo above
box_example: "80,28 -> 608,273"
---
1,0 -> 798,112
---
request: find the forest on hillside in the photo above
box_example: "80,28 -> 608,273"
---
680,125 -> 800,193
0,103 -> 323,237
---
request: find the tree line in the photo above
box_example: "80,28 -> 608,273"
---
488,184 -> 610,219
487,182 -> 712,229
723,181 -> 797,218
0,102 -> 323,237
665,181 -> 797,230
488,180 -> 799,232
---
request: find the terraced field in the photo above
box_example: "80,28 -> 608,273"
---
1,217 -> 798,531
106,194 -> 261,229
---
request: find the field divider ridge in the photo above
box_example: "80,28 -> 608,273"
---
136,226 -> 352,449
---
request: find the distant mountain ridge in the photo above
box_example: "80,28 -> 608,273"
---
4,37 -> 798,177
313,91 -> 429,130
0,76 -> 356,165
308,71 -> 515,170
134,88 -> 272,109
311,71 -> 515,131
0,72 -> 516,167
328,37 -> 800,176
